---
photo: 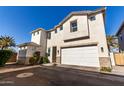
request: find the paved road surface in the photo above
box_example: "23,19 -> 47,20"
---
0,66 -> 124,86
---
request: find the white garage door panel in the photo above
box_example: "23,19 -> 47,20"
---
61,46 -> 99,67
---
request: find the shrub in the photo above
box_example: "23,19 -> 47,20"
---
100,67 -> 112,72
39,57 -> 43,64
33,51 -> 40,57
0,50 -> 13,66
29,57 -> 37,65
34,52 -> 40,62
42,57 -> 50,64
29,51 -> 41,65
39,56 -> 50,64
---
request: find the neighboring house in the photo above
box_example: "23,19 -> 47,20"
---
107,36 -> 119,53
116,21 -> 124,52
18,7 -> 111,68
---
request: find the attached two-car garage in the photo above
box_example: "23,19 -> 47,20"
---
61,45 -> 100,67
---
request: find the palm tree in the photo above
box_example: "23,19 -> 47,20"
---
0,35 -> 16,50
106,35 -> 119,52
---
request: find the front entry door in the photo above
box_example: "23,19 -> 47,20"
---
52,46 -> 57,63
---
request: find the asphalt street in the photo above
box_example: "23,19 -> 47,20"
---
0,66 -> 124,86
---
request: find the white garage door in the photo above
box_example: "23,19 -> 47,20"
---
61,46 -> 100,67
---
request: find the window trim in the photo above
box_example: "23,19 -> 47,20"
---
70,20 -> 78,32
89,15 -> 96,21
47,32 -> 51,39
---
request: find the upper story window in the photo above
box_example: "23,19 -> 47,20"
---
89,16 -> 96,21
33,32 -> 35,36
70,20 -> 78,32
60,25 -> 63,31
47,32 -> 51,39
37,31 -> 39,35
55,29 -> 57,33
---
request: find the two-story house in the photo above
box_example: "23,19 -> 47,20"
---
18,7 -> 111,68
116,21 -> 124,52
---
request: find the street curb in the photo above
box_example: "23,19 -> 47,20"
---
100,72 -> 124,78
0,65 -> 41,74
40,65 -> 124,78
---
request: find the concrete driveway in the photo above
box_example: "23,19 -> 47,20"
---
1,65 -> 124,86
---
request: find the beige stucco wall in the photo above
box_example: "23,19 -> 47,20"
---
18,29 -> 47,62
63,15 -> 89,40
31,30 -> 47,56
18,49 -> 27,58
18,46 -> 36,57
26,46 -> 36,57
40,30 -> 47,56
18,45 -> 43,64
31,30 -> 42,45
47,12 -> 109,62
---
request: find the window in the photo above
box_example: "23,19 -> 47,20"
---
101,47 -> 104,52
48,48 -> 51,56
37,31 -> 39,35
57,50 -> 59,54
70,20 -> 78,32
120,36 -> 123,40
33,32 -> 35,36
55,29 -> 57,33
60,25 -> 63,31
89,16 -> 96,21
47,32 -> 51,39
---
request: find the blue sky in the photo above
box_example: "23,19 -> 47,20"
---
0,6 -> 124,45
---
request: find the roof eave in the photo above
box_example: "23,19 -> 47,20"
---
17,42 -> 40,47
116,21 -> 124,36
30,28 -> 46,34
48,7 -> 106,31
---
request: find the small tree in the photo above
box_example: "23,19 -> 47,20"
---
0,35 -> 16,50
106,35 -> 119,52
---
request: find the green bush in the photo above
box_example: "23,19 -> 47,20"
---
29,51 -> 50,65
100,67 -> 112,72
29,52 -> 41,65
0,50 -> 13,66
33,51 -> 40,57
39,57 -> 43,64
42,57 -> 50,64
39,56 -> 50,64
29,57 -> 37,65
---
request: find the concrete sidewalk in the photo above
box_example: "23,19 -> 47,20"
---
111,66 -> 124,76
0,65 -> 41,74
57,64 -> 100,72
57,64 -> 124,77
